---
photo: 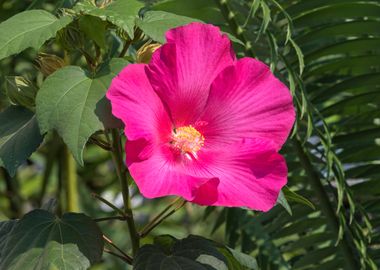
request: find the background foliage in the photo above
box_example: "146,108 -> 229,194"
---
0,0 -> 379,269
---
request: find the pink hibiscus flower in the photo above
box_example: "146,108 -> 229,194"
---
107,23 -> 295,211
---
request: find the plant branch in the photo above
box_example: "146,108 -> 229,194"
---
92,193 -> 127,218
80,48 -> 96,72
293,138 -> 358,270
103,235 -> 133,264
108,129 -> 140,256
1,168 -> 21,218
119,40 -> 132,57
89,136 -> 112,151
104,249 -> 132,264
38,136 -> 60,206
94,215 -> 126,222
61,145 -> 79,212
139,198 -> 187,238
214,0 -> 255,57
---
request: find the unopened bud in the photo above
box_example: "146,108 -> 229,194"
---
96,0 -> 112,8
136,43 -> 161,64
57,25 -> 84,51
132,28 -> 143,42
116,26 -> 142,42
116,28 -> 130,41
36,53 -> 66,76
6,76 -> 37,110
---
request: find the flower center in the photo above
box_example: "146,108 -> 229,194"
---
171,125 -> 204,157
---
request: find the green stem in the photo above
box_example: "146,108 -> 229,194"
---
92,193 -> 127,217
38,153 -> 54,207
1,168 -> 22,218
104,249 -> 132,264
94,216 -> 126,222
140,199 -> 186,238
38,136 -> 60,207
119,40 -> 132,57
61,145 -> 79,212
103,235 -> 133,264
109,129 -> 140,256
293,138 -> 358,270
214,0 -> 255,57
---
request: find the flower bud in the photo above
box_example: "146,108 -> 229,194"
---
136,43 -> 161,64
6,76 -> 37,109
116,28 -> 130,41
36,53 -> 66,76
96,0 -> 112,8
56,25 -> 84,51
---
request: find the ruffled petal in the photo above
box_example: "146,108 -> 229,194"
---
126,138 -> 219,200
107,64 -> 172,142
192,138 -> 288,211
146,22 -> 235,126
127,136 -> 286,211
199,57 -> 295,150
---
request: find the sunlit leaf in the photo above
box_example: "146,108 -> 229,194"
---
0,209 -> 103,270
36,58 -> 128,165
0,10 -> 72,60
0,106 -> 44,176
136,11 -> 201,43
74,0 -> 143,38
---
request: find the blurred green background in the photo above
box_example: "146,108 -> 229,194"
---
1,0 -> 379,269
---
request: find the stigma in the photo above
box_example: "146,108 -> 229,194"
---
171,125 -> 205,159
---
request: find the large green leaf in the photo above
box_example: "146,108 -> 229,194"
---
36,58 -> 128,165
152,0 -> 224,24
74,0 -> 143,38
0,10 -> 72,60
219,247 -> 258,270
0,220 -> 17,259
0,106 -> 44,176
78,15 -> 107,49
0,209 -> 103,270
136,11 -> 201,43
136,10 -> 243,46
135,235 -> 258,270
134,235 -> 235,270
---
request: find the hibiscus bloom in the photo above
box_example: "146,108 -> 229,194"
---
107,23 -> 295,211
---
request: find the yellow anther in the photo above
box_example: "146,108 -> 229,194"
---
171,125 -> 205,157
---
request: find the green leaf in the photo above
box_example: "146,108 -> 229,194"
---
277,190 -> 293,215
79,15 -> 107,49
0,106 -> 44,176
245,220 -> 291,270
0,10 -> 72,60
283,186 -> 315,210
134,235 -> 228,270
36,58 -> 128,165
225,33 -> 245,47
74,0 -> 143,38
136,11 -> 201,43
136,10 -> 243,45
153,235 -> 177,254
0,220 -> 17,259
6,76 -> 37,109
0,209 -> 103,270
218,247 -> 258,270
152,0 -> 224,24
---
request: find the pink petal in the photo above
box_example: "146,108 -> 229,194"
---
193,138 -> 288,211
126,138 -> 219,201
106,64 -> 172,142
146,22 -> 235,127
127,136 -> 286,211
199,57 -> 295,150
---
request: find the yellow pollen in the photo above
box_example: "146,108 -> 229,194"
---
171,125 -> 205,156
